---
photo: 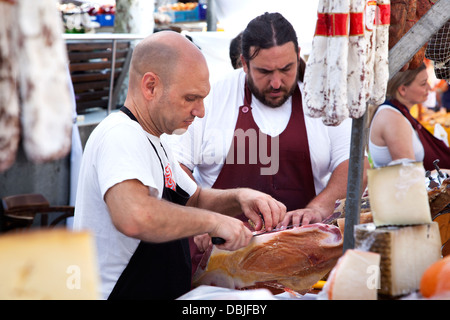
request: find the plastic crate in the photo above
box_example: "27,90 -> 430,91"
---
91,14 -> 115,27
169,7 -> 199,22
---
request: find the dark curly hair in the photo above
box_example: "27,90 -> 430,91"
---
241,12 -> 299,64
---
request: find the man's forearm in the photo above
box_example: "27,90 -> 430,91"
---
192,187 -> 243,217
306,158 -> 369,220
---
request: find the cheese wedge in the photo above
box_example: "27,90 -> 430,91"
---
327,249 -> 381,300
0,229 -> 99,299
355,222 -> 442,297
367,162 -> 431,226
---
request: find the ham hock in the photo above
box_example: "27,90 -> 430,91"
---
192,223 -> 343,294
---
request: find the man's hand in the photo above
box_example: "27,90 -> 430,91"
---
237,188 -> 286,231
277,207 -> 324,228
207,213 -> 253,251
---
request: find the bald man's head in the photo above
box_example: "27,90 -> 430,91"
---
129,31 -> 205,88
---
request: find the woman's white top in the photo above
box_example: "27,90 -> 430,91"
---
369,104 -> 424,167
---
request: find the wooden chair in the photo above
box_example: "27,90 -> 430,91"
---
0,194 -> 74,232
66,39 -> 133,114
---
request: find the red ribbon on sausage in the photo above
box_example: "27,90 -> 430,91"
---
315,13 -> 349,37
314,3 -> 390,37
376,4 -> 391,26
349,12 -> 364,36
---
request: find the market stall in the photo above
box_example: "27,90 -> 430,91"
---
0,0 -> 450,301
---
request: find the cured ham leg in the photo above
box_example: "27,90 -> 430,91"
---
193,223 -> 343,294
17,0 -> 73,163
0,2 -> 20,172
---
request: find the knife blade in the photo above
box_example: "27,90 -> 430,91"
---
211,225 -> 295,245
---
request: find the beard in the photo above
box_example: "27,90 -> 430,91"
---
246,71 -> 298,108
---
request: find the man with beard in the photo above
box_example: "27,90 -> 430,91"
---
164,12 -> 369,272
74,31 -> 286,299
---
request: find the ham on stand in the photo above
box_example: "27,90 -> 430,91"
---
193,223 -> 343,294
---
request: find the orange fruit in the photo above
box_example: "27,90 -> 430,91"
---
420,256 -> 450,298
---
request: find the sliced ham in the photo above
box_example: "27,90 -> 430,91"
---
192,223 -> 343,294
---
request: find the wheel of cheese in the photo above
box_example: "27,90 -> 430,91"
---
420,256 -> 450,298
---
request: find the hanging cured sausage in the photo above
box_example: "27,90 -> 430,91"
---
0,2 -> 20,172
347,0 -> 367,118
371,0 -> 391,106
304,0 -> 391,126
0,0 -> 73,172
304,0 -> 330,119
17,0 -> 73,164
323,0 -> 351,126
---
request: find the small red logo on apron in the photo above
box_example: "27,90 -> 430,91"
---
164,164 -> 176,191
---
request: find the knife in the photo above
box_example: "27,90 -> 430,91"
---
211,225 -> 295,245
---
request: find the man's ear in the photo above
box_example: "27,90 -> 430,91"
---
141,72 -> 158,100
240,54 -> 249,74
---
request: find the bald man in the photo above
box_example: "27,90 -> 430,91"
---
73,31 -> 286,300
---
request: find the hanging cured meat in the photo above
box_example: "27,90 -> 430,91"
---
0,2 -> 20,172
304,0 -> 330,119
0,0 -> 73,172
347,0 -> 367,118
17,0 -> 73,163
304,0 -> 391,125
323,0 -> 350,126
371,0 -> 391,106
389,0 -> 435,70
192,223 -> 343,294
364,0 -> 377,108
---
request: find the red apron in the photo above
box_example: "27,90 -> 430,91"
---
190,82 -> 316,274
388,99 -> 450,171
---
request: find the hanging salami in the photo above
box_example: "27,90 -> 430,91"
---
323,0 -> 350,126
17,0 -> 73,163
371,0 -> 391,106
304,0 -> 331,119
0,2 -> 20,172
347,0 -> 367,118
304,0 -> 392,126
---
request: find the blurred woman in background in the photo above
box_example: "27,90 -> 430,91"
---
369,62 -> 450,171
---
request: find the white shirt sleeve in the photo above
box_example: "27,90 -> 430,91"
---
96,122 -> 163,199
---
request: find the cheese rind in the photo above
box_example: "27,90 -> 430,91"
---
327,249 -> 381,300
0,229 -> 99,300
367,162 -> 431,226
355,222 -> 442,297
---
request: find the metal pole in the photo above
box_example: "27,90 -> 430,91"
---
343,111 -> 367,252
107,39 -> 117,115
206,0 -> 217,31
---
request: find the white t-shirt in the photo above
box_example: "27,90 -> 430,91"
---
163,68 -> 352,196
73,112 -> 197,299
368,104 -> 425,167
